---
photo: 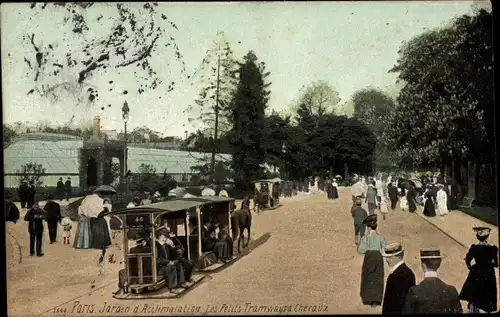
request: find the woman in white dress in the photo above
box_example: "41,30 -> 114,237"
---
436,184 -> 449,217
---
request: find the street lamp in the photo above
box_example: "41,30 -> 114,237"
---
282,142 -> 287,179
122,101 -> 130,189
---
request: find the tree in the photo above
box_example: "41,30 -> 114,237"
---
292,81 -> 341,117
262,111 -> 292,171
384,8 -> 493,168
129,126 -> 162,143
3,124 -> 18,147
185,32 -> 238,178
19,2 -> 185,109
352,88 -> 396,170
17,162 -> 46,187
228,51 -> 271,189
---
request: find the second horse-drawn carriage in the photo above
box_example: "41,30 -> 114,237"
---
253,178 -> 282,211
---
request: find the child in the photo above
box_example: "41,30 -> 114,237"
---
61,216 -> 72,244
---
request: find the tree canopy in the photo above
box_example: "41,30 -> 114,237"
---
384,8 -> 493,167
292,81 -> 341,116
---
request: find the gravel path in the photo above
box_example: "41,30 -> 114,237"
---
7,189 -> 490,316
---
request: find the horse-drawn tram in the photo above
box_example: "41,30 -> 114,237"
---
254,178 -> 282,211
103,199 -> 210,300
174,196 -> 242,273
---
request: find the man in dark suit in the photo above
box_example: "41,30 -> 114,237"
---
44,200 -> 62,244
56,178 -> 65,201
155,231 -> 182,290
387,183 -> 399,211
24,203 -> 46,256
403,248 -> 462,314
381,242 -> 416,314
351,197 -> 368,245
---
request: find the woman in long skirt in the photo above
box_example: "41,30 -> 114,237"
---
422,191 -> 436,217
460,227 -> 499,313
73,213 -> 91,249
357,214 -> 387,307
406,186 -> 417,213
332,181 -> 339,199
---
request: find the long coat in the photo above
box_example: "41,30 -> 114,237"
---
403,277 -> 462,314
459,244 -> 499,312
382,263 -> 416,314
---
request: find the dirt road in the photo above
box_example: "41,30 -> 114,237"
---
7,189 -> 488,316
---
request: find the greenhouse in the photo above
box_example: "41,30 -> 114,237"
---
3,133 -> 231,188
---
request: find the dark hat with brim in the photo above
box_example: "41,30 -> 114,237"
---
473,226 -> 491,237
415,248 -> 445,259
362,214 -> 377,225
382,242 -> 404,257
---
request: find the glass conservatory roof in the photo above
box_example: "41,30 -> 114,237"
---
4,134 -> 230,175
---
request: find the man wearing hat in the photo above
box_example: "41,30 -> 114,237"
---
403,248 -> 462,314
351,197 -> 368,245
24,203 -> 47,256
381,242 -> 416,314
18,179 -> 29,208
459,226 -> 498,313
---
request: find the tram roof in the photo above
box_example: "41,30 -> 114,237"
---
175,196 -> 235,203
105,199 -> 209,216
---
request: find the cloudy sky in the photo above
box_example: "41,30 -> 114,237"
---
1,1 -> 478,137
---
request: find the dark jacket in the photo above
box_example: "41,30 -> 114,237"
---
351,206 -> 368,226
388,186 -> 399,201
56,181 -> 65,193
24,207 -> 47,234
382,263 -> 416,314
403,277 -> 462,314
44,201 -> 62,222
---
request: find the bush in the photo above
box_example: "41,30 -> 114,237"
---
16,162 -> 46,187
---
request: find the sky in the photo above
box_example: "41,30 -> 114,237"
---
1,1 -> 480,137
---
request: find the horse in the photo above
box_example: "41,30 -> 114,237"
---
230,201 -> 252,253
4,200 -> 20,223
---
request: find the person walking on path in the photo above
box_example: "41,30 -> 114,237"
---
381,242 -> 416,314
406,185 -> 417,213
403,248 -> 462,314
56,178 -> 65,201
365,183 -> 378,215
65,177 -> 72,201
61,216 -> 73,245
387,183 -> 399,211
18,180 -> 29,208
351,197 -> 368,245
459,226 -> 498,313
44,200 -> 62,244
24,203 -> 47,256
27,180 -> 36,209
436,184 -> 449,217
357,214 -> 387,308
422,190 -> 436,217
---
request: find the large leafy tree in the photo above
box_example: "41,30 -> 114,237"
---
228,51 -> 271,189
18,2 -> 185,110
384,8 -> 493,168
3,124 -> 18,147
352,88 -> 396,169
262,111 -> 292,172
292,81 -> 341,117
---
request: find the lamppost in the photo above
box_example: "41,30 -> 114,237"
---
282,142 -> 287,179
122,101 -> 130,190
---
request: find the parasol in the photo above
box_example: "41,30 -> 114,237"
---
93,185 -> 117,195
168,186 -> 186,197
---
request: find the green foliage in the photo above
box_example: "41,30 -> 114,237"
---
17,162 -> 46,187
352,88 -> 396,169
384,9 -> 493,166
3,124 -> 17,147
129,163 -> 177,195
292,81 -> 341,116
228,51 -> 270,189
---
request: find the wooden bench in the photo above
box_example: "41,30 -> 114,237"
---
459,197 -> 474,209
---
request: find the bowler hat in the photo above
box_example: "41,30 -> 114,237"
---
415,248 -> 445,259
362,214 -> 377,225
473,226 -> 491,237
382,242 -> 404,257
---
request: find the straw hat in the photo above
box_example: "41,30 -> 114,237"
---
473,226 -> 491,237
415,248 -> 446,259
382,242 -> 404,257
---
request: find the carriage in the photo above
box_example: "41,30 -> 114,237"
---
103,196 -> 248,299
254,178 -> 282,210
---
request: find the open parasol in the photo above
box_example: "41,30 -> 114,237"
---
93,185 -> 117,195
